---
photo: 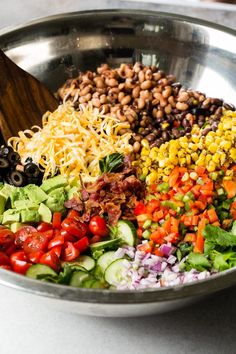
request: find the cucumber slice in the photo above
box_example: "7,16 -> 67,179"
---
116,220 -> 136,246
26,264 -> 57,279
81,278 -> 97,288
69,270 -> 89,287
97,251 -> 117,274
90,280 -> 105,289
90,238 -> 121,252
69,255 -> 95,271
104,258 -> 130,286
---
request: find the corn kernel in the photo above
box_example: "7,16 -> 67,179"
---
212,154 -> 220,164
186,154 -> 191,165
191,152 -> 198,162
145,157 -> 152,167
141,139 -> 149,149
208,143 -> 218,154
230,148 -> 236,161
205,154 -> 212,163
220,140 -> 232,151
220,153 -> 226,165
141,148 -> 149,156
207,161 -> 216,172
142,167 -> 149,177
179,158 -> 186,166
146,172 -> 158,184
162,175 -> 169,183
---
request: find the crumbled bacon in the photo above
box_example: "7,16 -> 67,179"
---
65,162 -> 145,225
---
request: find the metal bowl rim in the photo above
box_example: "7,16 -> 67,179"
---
0,8 -> 236,304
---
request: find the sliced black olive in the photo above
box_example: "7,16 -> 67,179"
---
25,157 -> 33,164
7,151 -> 20,165
0,157 -> 10,171
9,171 -> 25,187
0,145 -> 13,158
24,162 -> 40,178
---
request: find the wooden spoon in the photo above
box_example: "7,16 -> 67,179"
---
0,49 -> 58,142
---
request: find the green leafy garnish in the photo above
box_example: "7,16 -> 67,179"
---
185,252 -> 211,271
99,153 -> 124,174
203,224 -> 236,248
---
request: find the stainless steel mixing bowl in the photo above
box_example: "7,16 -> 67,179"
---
0,9 -> 236,317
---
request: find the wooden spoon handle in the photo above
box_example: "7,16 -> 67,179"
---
0,49 -> 58,142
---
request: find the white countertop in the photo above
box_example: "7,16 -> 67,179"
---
1,1 -> 236,353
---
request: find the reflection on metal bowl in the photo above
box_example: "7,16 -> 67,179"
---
0,10 -> 236,317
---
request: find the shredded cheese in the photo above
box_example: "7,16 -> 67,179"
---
8,102 -> 133,181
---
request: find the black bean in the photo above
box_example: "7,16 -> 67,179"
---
185,127 -> 192,133
223,102 -> 235,111
211,98 -> 223,106
201,127 -> 212,136
172,128 -> 181,138
182,118 -> 189,128
211,122 -> 218,131
161,131 -> 169,140
171,82 -> 182,88
146,133 -> 156,142
191,107 -> 209,116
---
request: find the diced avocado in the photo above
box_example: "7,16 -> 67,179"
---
68,176 -> 81,188
45,187 -> 66,213
14,200 -> 38,210
0,184 -> 15,201
67,186 -> 79,200
0,194 -> 6,215
24,184 -> 48,204
10,187 -> 28,208
38,203 -> 52,223
20,209 -> 40,223
41,175 -> 67,193
2,209 -> 20,224
10,222 -> 23,233
0,183 -> 3,190
0,215 -> 3,224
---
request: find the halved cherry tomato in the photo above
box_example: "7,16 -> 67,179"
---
15,226 -> 37,248
37,222 -> 52,232
42,229 -> 54,241
5,243 -> 17,256
61,218 -> 87,238
89,235 -> 101,244
74,236 -> 89,253
10,251 -> 32,274
89,216 -> 108,237
52,212 -> 62,229
61,242 -> 80,261
59,229 -> 77,242
27,251 -> 44,263
48,235 -> 64,249
39,250 -> 60,272
0,228 -> 15,250
50,245 -> 62,258
0,251 -> 10,265
23,233 -> 49,255
67,210 -> 81,221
